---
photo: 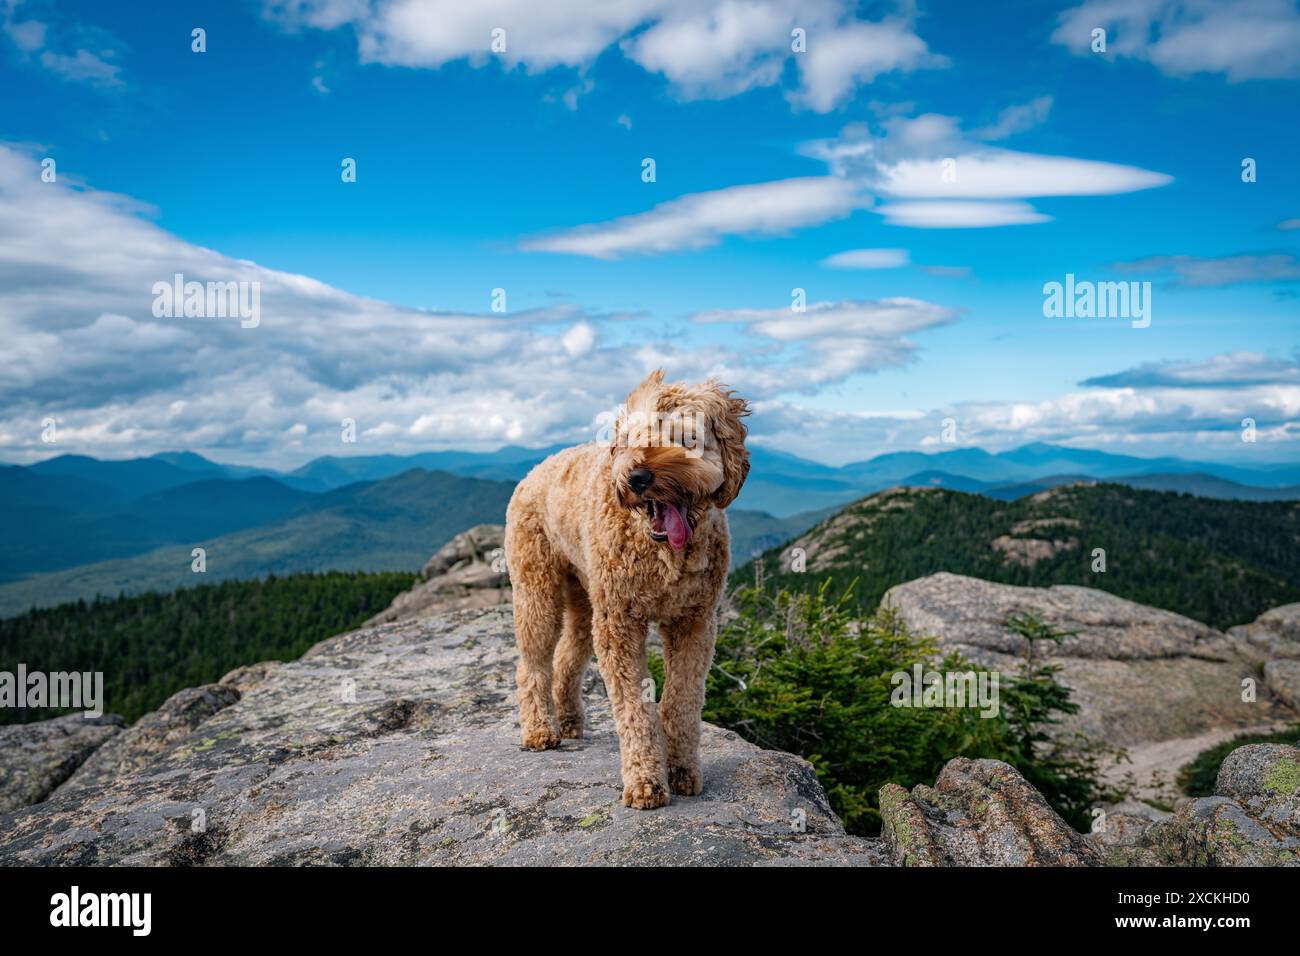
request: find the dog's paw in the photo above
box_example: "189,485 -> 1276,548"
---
557,715 -> 584,739
621,778 -> 671,810
668,764 -> 702,796
520,725 -> 562,751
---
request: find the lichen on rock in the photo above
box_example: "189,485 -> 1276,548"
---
880,758 -> 1101,866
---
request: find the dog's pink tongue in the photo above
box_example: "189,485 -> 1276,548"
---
664,503 -> 691,550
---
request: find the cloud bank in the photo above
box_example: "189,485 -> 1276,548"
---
262,0 -> 945,113
1,145 -> 1291,468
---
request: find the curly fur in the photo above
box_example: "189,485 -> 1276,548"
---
505,370 -> 750,808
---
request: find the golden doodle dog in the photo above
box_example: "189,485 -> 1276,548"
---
505,370 -> 750,809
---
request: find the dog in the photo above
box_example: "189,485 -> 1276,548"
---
505,369 -> 750,809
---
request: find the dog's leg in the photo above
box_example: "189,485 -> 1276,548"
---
552,577 -> 592,739
506,521 -> 565,751
591,605 -> 670,809
659,613 -> 716,796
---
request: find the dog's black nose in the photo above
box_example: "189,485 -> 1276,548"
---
628,468 -> 653,494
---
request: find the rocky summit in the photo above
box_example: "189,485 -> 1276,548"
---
2,582 -> 1297,867
0,607 -> 884,866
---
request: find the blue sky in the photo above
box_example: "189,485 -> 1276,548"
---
1,0 -> 1298,467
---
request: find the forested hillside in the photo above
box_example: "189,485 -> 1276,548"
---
739,483 -> 1300,630
0,469 -> 514,616
0,571 -> 414,725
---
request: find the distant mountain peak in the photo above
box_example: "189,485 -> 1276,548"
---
149,451 -> 221,470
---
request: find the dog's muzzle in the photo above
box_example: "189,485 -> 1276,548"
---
622,468 -> 693,550
645,497 -> 692,549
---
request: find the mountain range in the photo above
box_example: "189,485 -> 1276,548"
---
18,441 -> 1300,506
1,441 -> 1295,615
737,444 -> 1300,514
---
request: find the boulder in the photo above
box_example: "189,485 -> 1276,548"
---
0,714 -> 123,812
1086,800 -> 1171,850
1265,660 -> 1300,712
880,758 -> 1101,866
882,573 -> 1291,749
0,607 -> 882,866
366,524 -> 510,625
1107,743 -> 1300,866
1229,603 -> 1300,660
419,524 -> 506,581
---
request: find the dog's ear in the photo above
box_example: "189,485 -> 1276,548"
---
626,368 -> 666,406
613,369 -> 666,457
704,380 -> 750,509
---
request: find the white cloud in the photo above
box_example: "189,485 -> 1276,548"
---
561,322 -> 597,357
3,16 -> 44,52
38,48 -> 121,86
1080,353 -> 1300,388
620,0 -> 797,99
520,177 -> 866,258
876,201 -> 1051,228
820,248 -> 909,269
265,0 -> 372,31
798,114 -> 1171,229
788,17 -> 946,112
972,96 -> 1054,140
1116,253 -> 1300,286
2,1 -> 123,88
1052,0 -> 1300,80
875,148 -> 1172,200
693,298 -> 954,340
691,298 -> 955,383
262,0 -> 943,112
545,76 -> 594,110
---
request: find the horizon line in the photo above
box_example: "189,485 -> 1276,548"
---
5,439 -> 1295,474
